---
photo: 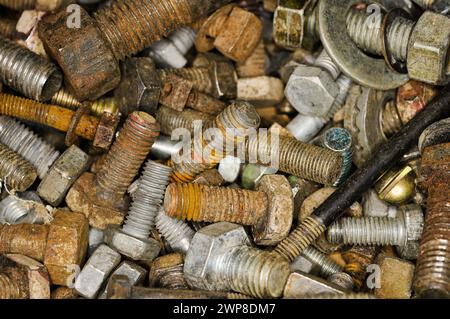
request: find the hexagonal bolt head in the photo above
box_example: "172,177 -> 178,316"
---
283,271 -> 346,299
285,65 -> 339,117
396,205 -> 424,260
273,5 -> 306,49
74,244 -> 121,299
104,225 -> 161,262
2,254 -> 51,299
44,210 -> 89,286
237,76 -> 285,107
98,261 -> 147,299
252,174 -> 293,245
93,112 -> 120,150
184,222 -> 251,292
38,5 -> 120,101
37,145 -> 90,206
407,11 -> 450,85
114,57 -> 162,117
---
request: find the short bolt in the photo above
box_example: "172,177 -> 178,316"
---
0,143 -> 37,192
155,209 -> 195,254
301,246 -> 343,278
0,35 -> 62,101
0,194 -> 45,225
149,253 -> 190,290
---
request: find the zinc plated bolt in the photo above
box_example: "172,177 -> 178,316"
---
155,209 -> 195,254
327,205 -> 424,260
0,116 -> 60,179
300,246 -> 343,278
0,194 -> 46,225
0,143 -> 37,192
0,35 -> 62,101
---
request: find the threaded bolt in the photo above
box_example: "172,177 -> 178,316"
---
0,93 -> 102,142
160,68 -> 214,98
0,143 -> 37,192
164,183 -> 268,225
321,127 -> 353,187
121,161 -> 172,240
0,0 -> 35,11
315,49 -> 341,80
96,112 -> 160,202
186,90 -> 227,115
328,272 -> 355,291
0,195 -> 43,225
149,253 -> 190,290
0,116 -> 60,178
168,27 -> 197,55
381,100 -> 404,138
0,272 -> 24,299
0,223 -> 49,261
155,209 -> 195,254
0,17 -> 17,39
0,36 -> 62,101
155,105 -> 214,136
301,246 -> 342,278
171,101 -> 260,183
326,75 -> 353,120
93,0 -> 222,61
247,134 -> 343,185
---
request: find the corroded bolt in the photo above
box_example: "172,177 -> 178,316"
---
184,222 -> 291,298
0,143 -> 37,192
155,106 -> 214,136
66,112 -> 159,229
0,210 -> 88,286
0,0 -> 71,10
236,40 -> 267,78
0,35 -> 62,101
327,205 -> 424,260
0,16 -> 17,39
342,246 -> 379,291
165,174 -> 293,245
414,138 -> 450,298
246,133 -> 344,186
149,253 -> 189,290
170,101 -> 260,183
0,93 -> 119,149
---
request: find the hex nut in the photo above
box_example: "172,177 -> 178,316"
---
65,172 -> 125,230
283,271 -> 346,298
38,5 -> 120,101
104,225 -> 161,262
4,254 -> 51,299
158,72 -> 193,112
375,255 -> 415,299
37,145 -> 90,206
93,112 -> 120,150
44,209 -> 89,286
114,57 -> 162,117
74,244 -> 121,299
273,5 -> 305,49
407,11 -> 450,85
396,205 -> 424,260
253,175 -> 293,245
98,261 -> 147,299
285,65 -> 339,117
237,76 -> 284,107
184,222 -> 251,292
213,6 -> 263,63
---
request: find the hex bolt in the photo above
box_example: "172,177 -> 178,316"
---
327,205 -> 424,260
155,209 -> 195,254
155,106 -> 214,136
0,143 -> 37,192
0,36 -> 62,101
170,101 -> 260,183
300,246 -> 343,278
321,127 -> 353,187
95,112 -> 160,205
184,222 -> 291,298
0,194 -> 47,225
236,40 -> 267,78
0,93 -> 118,149
0,16 -> 17,39
51,88 -> 119,116
0,116 -> 60,178
414,138 -> 450,298
149,253 -> 190,290
149,135 -> 183,161
246,134 -> 344,185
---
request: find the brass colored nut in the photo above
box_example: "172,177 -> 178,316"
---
44,209 -> 89,286
65,172 -> 126,230
38,5 -> 120,101
92,112 -> 120,150
37,145 -> 90,207
407,11 -> 450,85
375,255 -> 415,299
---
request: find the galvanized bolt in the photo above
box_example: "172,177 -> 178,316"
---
155,209 -> 195,254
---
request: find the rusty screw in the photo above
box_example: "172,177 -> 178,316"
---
0,143 -> 37,192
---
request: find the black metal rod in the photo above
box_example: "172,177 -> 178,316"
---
314,84 -> 450,226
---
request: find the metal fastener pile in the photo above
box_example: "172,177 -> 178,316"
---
0,0 -> 449,300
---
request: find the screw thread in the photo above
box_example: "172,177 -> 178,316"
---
237,40 -> 266,78
0,195 -> 30,224
218,245 -> 290,298
0,116 -> 60,178
168,27 -> 197,55
414,184 -> 450,298
0,93 -> 100,140
381,100 -> 403,137
0,17 -> 16,39
274,216 -> 327,262
0,223 -> 49,261
155,106 -> 214,136
305,7 -> 319,40
247,134 -> 343,185
157,263 -> 188,290
227,292 -> 254,299
96,112 -> 160,200
51,88 -> 82,109
327,216 -> 406,246
0,273 -> 23,299
171,102 -> 260,182
186,90 -> 227,115
164,183 -> 267,225
322,127 -> 353,187
315,49 -> 340,80
94,0 -> 196,61
155,209 -> 195,254
122,161 -> 172,240
0,0 -> 35,10
163,67 -> 214,96
0,143 -> 37,192
326,75 -> 353,120
0,36 -> 62,101
346,8 -> 414,62
301,246 -> 342,278
303,293 -> 376,299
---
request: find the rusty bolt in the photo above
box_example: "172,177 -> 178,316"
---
0,143 -> 37,192
149,253 -> 189,290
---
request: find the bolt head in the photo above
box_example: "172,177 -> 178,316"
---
273,6 -> 306,49
396,204 -> 424,260
285,65 -> 339,117
93,112 -> 120,150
